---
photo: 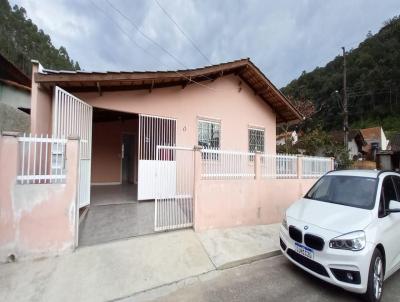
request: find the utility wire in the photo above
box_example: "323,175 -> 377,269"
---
105,0 -> 188,69
153,0 -> 212,65
104,0 -> 215,82
89,0 -> 219,91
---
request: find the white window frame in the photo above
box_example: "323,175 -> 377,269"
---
197,118 -> 221,150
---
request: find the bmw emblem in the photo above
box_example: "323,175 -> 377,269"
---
304,226 -> 309,230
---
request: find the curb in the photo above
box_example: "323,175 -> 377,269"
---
216,249 -> 282,270
119,250 -> 282,302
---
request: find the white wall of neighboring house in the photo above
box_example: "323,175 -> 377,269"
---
291,131 -> 298,144
348,139 -> 359,159
276,131 -> 297,146
276,137 -> 285,145
381,128 -> 388,150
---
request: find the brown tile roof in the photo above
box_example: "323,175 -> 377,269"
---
360,127 -> 381,141
33,58 -> 303,123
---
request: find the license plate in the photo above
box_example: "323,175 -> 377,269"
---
295,242 -> 314,260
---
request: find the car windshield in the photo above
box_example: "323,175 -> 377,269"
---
305,175 -> 377,209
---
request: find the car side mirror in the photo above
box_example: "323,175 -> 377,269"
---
387,200 -> 400,214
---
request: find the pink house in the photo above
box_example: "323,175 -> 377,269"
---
0,58 -> 333,261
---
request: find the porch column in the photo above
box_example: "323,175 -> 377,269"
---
30,60 -> 52,135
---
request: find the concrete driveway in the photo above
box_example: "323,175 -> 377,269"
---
139,255 -> 400,302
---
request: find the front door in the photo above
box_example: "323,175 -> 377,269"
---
52,86 -> 93,208
122,134 -> 135,184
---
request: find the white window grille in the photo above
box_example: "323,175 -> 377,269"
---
248,127 -> 265,153
201,149 -> 255,179
17,133 -> 67,184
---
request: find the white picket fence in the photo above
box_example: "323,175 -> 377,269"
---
17,134 -> 67,184
302,156 -> 332,178
262,154 -> 298,178
201,149 -> 332,180
201,149 -> 255,179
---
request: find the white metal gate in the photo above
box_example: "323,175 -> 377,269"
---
138,114 -> 176,200
155,146 -> 194,231
52,86 -> 93,208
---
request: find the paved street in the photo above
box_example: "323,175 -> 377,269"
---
141,255 -> 400,302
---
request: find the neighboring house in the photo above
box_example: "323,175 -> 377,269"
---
377,133 -> 400,171
0,58 -> 333,261
0,53 -> 31,132
330,130 -> 366,160
360,126 -> 388,160
276,130 -> 298,146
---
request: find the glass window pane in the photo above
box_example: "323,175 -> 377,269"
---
198,120 -> 220,150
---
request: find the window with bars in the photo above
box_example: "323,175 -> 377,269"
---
248,128 -> 265,153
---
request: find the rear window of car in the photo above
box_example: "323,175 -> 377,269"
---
305,175 -> 378,209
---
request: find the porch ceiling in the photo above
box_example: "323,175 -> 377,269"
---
33,58 -> 303,123
93,107 -> 138,123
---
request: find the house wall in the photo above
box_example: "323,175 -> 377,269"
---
91,119 -> 138,184
193,152 -> 320,231
74,75 -> 276,153
381,128 -> 388,150
0,133 -> 79,263
348,139 -> 359,159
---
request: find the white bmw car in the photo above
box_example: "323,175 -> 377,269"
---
280,170 -> 400,302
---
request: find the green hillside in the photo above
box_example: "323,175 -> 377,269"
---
282,16 -> 400,139
0,0 -> 79,77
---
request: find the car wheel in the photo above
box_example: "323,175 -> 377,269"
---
364,249 -> 384,302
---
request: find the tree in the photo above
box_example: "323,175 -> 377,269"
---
282,15 -> 400,135
0,0 -> 80,76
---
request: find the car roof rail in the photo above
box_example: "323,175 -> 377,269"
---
376,170 -> 400,178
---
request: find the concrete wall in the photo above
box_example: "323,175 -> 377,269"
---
92,119 -> 138,184
0,133 -> 79,263
195,178 -> 316,231
0,103 -> 30,133
0,83 -> 30,109
74,75 -> 276,153
193,152 -> 319,231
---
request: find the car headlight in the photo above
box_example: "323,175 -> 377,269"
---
282,216 -> 288,231
329,231 -> 366,251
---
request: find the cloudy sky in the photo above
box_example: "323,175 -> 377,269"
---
11,0 -> 400,87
